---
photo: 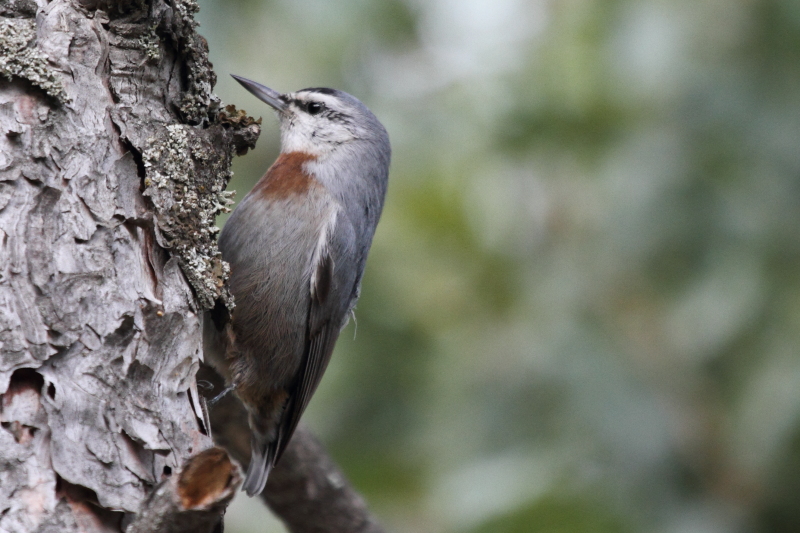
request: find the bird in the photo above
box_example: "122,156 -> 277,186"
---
205,74 -> 390,496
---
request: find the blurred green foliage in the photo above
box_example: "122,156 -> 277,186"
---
198,0 -> 800,531
470,496 -> 633,533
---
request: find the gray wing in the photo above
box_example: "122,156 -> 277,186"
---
272,216 -> 359,463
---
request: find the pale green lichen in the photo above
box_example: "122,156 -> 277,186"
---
0,18 -> 66,104
142,124 -> 235,309
170,0 -> 216,124
139,24 -> 161,62
174,0 -> 200,21
127,0 -> 260,311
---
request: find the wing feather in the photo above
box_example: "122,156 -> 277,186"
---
271,214 -> 357,464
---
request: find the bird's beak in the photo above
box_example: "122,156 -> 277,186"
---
231,74 -> 288,114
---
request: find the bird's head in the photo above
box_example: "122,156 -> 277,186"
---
231,75 -> 387,159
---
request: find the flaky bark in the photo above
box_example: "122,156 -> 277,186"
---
0,0 -> 256,531
1,1 -> 385,531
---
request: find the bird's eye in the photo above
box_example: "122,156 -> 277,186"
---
307,102 -> 324,115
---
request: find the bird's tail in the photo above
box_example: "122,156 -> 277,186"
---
242,433 -> 278,496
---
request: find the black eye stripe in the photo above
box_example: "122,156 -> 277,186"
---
291,99 -> 326,115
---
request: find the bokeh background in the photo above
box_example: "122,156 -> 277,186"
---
196,0 -> 800,531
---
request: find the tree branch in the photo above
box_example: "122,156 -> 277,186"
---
198,364 -> 386,533
126,447 -> 241,533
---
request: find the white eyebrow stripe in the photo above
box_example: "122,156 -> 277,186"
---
289,92 -> 343,110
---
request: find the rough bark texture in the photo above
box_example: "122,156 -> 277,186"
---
0,0 -> 257,531
0,1 -> 385,531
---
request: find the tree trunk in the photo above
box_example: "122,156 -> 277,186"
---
0,0 -> 256,530
1,1 -> 388,532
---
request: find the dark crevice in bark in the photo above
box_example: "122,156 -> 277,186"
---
5,368 -> 45,397
0,0 -> 37,18
106,315 -> 137,347
56,475 -> 127,530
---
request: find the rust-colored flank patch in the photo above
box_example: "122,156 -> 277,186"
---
254,151 -> 317,198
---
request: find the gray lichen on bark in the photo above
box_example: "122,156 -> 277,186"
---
0,17 -> 66,103
0,0 -> 257,530
140,122 -> 236,310
107,0 -> 260,312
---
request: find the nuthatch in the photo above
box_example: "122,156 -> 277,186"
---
205,75 -> 390,496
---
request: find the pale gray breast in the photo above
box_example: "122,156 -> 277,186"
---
219,186 -> 337,386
